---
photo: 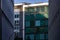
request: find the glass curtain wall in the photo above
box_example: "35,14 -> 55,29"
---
25,6 -> 48,40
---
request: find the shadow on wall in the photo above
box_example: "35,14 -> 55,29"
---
14,36 -> 23,40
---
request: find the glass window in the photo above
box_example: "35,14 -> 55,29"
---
45,20 -> 48,25
36,14 -> 45,19
25,15 -> 30,20
15,20 -> 19,26
15,14 -> 20,18
30,21 -> 34,26
30,34 -> 34,40
15,23 -> 19,26
25,7 -> 35,12
44,27 -> 48,32
46,34 -> 48,39
35,20 -> 40,26
30,14 -> 34,20
26,34 -> 34,40
40,20 -> 45,26
28,7 -> 35,12
15,20 -> 19,24
25,12 -> 30,15
40,34 -> 44,39
40,6 -> 45,12
15,14 -> 16,18
36,7 -> 40,12
25,28 -> 36,33
36,34 -> 40,40
25,21 -> 30,27
25,8 -> 29,12
39,27 -> 48,33
45,6 -> 48,12
36,6 -> 45,12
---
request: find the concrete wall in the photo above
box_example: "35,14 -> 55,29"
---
49,0 -> 60,40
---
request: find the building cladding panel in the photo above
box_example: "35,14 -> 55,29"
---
49,0 -> 60,40
1,0 -> 14,25
2,14 -> 14,40
1,0 -> 14,40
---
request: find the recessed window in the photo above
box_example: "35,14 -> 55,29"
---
15,20 -> 19,26
35,20 -> 40,26
15,14 -> 20,18
15,20 -> 19,24
25,21 -> 30,27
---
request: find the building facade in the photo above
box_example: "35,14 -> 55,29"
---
14,3 -> 31,40
14,2 -> 48,40
24,3 -> 48,40
14,3 -> 23,40
49,0 -> 60,40
1,0 -> 14,40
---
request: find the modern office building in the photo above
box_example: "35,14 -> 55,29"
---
0,0 -> 14,40
14,3 -> 31,40
49,0 -> 60,40
14,2 -> 48,40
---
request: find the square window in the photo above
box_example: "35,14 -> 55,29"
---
25,15 -> 30,20
36,34 -> 40,40
15,20 -> 19,24
30,34 -> 34,40
26,34 -> 34,40
40,34 -> 44,39
25,21 -> 30,27
35,20 -> 40,26
14,14 -> 20,18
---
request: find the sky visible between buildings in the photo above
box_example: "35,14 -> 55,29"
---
14,0 -> 48,4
